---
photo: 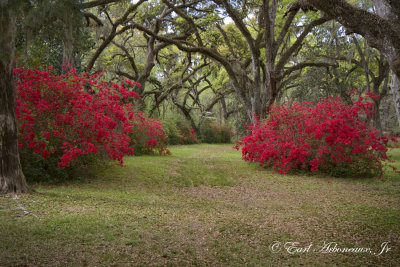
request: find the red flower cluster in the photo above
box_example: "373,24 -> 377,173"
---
15,66 -> 168,168
180,127 -> 198,145
129,110 -> 170,155
235,91 -> 397,177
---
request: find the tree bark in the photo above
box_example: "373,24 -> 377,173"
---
62,11 -> 75,67
372,0 -> 400,129
0,3 -> 29,193
390,74 -> 400,128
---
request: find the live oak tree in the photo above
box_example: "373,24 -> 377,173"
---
144,50 -> 235,132
84,0 -> 170,96
298,0 -> 400,77
127,0 -> 334,121
84,0 -> 148,72
82,0 -> 241,126
288,0 -> 400,127
286,21 -> 358,103
106,0 -> 171,96
290,21 -> 391,132
167,60 -> 235,132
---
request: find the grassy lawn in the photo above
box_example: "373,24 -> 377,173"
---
1,144 -> 400,266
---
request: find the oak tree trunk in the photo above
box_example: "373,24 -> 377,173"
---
372,0 -> 400,129
390,74 -> 400,128
0,64 -> 28,193
0,3 -> 28,193
62,10 -> 74,67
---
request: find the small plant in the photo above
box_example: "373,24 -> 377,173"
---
235,91 -> 398,177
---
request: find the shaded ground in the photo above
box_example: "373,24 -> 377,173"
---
1,144 -> 399,266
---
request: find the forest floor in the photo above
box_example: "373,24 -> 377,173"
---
1,144 -> 400,266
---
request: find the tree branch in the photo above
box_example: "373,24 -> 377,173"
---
82,12 -> 104,26
80,0 -> 122,9
281,61 -> 337,78
273,11 -> 296,57
86,0 -> 146,71
275,16 -> 330,72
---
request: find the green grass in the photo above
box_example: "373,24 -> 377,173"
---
1,144 -> 400,266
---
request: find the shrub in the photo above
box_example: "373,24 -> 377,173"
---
129,111 -> 170,155
200,119 -> 232,143
15,66 -> 168,181
176,121 -> 198,144
161,118 -> 182,145
235,92 -> 397,177
161,117 -> 198,145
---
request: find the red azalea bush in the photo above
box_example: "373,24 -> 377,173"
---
179,125 -> 198,145
129,110 -> 170,155
15,66 -> 168,181
235,92 -> 397,177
